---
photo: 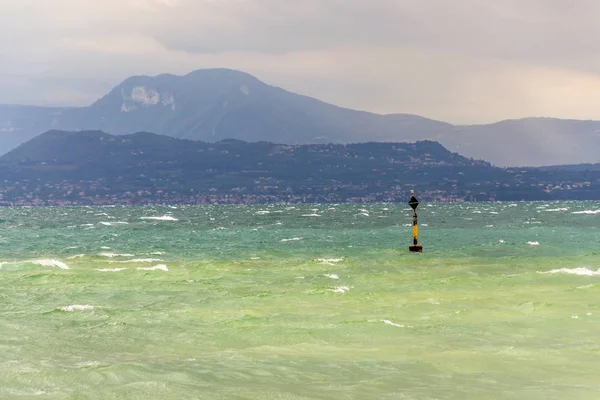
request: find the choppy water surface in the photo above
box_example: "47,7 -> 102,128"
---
2,202 -> 600,399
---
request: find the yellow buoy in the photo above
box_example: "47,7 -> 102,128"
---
408,190 -> 423,253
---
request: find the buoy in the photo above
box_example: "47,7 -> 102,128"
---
408,190 -> 423,253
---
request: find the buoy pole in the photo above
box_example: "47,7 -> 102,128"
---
408,190 -> 423,253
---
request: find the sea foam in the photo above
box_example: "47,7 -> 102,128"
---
122,258 -> 163,263
140,216 -> 179,221
329,286 -> 350,293
382,319 -> 405,328
99,252 -> 134,258
317,258 -> 344,265
137,264 -> 169,271
60,305 -> 96,312
33,259 -> 69,269
280,237 -> 302,242
540,267 -> 600,276
95,268 -> 127,272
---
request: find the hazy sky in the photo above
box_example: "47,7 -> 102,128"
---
1,0 -> 600,123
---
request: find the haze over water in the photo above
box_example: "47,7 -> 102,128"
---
2,202 -> 600,399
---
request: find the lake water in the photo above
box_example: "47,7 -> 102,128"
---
2,202 -> 600,399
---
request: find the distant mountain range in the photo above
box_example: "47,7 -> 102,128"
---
1,130 -> 599,205
1,68 -> 600,167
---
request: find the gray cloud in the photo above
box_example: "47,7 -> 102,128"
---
1,0 -> 600,123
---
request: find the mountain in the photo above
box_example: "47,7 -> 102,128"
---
451,118 -> 600,167
1,69 -> 600,167
2,130 -> 599,206
0,130 -> 495,205
53,69 -> 453,144
0,105 -> 71,154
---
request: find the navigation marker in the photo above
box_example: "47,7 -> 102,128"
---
408,190 -> 423,253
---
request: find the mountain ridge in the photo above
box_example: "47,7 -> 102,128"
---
1,68 -> 600,166
2,129 -> 599,205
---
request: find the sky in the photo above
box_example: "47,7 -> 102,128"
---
1,0 -> 600,124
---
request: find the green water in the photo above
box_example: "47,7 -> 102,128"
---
1,202 -> 600,399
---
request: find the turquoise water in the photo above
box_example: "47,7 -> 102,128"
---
2,202 -> 600,399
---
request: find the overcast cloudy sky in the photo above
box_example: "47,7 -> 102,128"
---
1,0 -> 599,123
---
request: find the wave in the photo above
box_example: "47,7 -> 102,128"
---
95,268 -> 127,272
66,254 -> 86,259
121,258 -> 163,263
324,274 -> 339,279
140,216 -> 179,221
137,264 -> 169,271
329,286 -> 350,293
60,305 -> 96,312
280,237 -> 302,242
99,252 -> 134,258
317,258 -> 344,265
99,221 -> 129,226
32,259 -> 69,269
382,319 -> 405,328
572,210 -> 600,215
540,267 -> 600,276
527,241 -> 540,246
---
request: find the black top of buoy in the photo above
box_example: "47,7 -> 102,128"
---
408,196 -> 419,211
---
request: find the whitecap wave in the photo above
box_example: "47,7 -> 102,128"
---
545,208 -> 569,212
137,264 -> 169,271
99,221 -> 129,226
329,286 -> 350,293
66,254 -> 86,259
324,274 -> 339,279
540,267 -> 600,276
280,237 -> 302,242
527,241 -> 540,246
382,319 -> 405,328
122,258 -> 163,263
317,258 -> 344,265
302,214 -> 321,217
572,210 -> 600,215
140,216 -> 179,221
95,268 -> 127,272
33,259 -> 69,269
99,252 -> 134,258
60,305 -> 96,312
